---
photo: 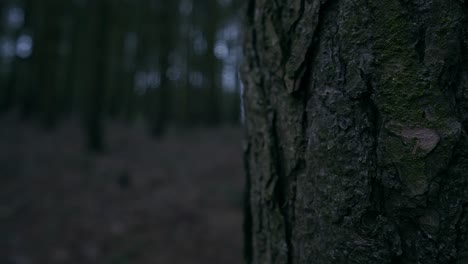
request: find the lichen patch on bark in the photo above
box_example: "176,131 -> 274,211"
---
401,127 -> 440,154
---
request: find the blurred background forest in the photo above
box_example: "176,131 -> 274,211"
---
0,0 -> 243,149
0,0 -> 245,263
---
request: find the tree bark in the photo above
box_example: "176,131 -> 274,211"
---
242,0 -> 468,263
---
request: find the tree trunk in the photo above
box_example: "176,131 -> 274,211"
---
204,0 -> 222,125
148,0 -> 178,137
242,1 -> 468,263
33,0 -> 64,127
83,0 -> 109,151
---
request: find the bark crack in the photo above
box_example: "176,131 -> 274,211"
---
243,141 -> 254,264
455,202 -> 468,260
415,25 -> 426,63
269,110 -> 294,264
289,0 -> 337,95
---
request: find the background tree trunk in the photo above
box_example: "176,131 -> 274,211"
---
83,0 -> 109,151
242,0 -> 468,263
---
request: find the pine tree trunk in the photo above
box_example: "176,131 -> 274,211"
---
242,1 -> 468,263
84,0 -> 109,151
34,0 -> 64,127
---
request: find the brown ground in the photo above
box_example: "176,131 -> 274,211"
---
0,113 -> 244,264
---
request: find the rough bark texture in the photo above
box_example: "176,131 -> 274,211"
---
241,0 -> 468,263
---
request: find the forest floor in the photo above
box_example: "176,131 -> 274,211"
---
0,113 -> 244,264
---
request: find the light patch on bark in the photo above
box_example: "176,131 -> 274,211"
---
401,127 -> 440,155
